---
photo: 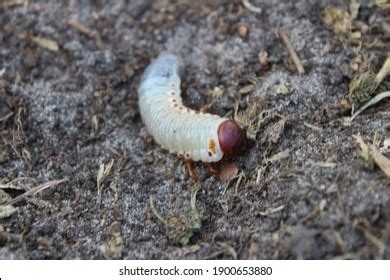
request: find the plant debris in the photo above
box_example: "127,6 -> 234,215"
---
150,185 -> 202,246
347,56 -> 390,108
224,171 -> 247,194
369,145 -> 390,178
277,29 -> 305,75
242,0 -> 262,14
97,159 -> 114,199
353,135 -> 390,177
101,221 -> 124,259
4,178 -> 68,206
322,7 -> 353,39
3,0 -> 26,8
266,149 -> 290,164
31,36 -> 59,52
235,96 -> 273,140
219,162 -> 239,182
348,91 -> 390,123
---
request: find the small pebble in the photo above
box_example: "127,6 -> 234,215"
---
238,24 -> 249,38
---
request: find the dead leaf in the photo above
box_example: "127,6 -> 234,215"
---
0,204 -> 17,219
268,117 -> 288,143
239,84 -> 254,95
219,162 -> 239,182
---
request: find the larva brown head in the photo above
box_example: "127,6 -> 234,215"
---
218,120 -> 246,157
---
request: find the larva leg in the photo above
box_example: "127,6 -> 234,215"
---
206,163 -> 219,176
200,103 -> 212,113
185,160 -> 198,181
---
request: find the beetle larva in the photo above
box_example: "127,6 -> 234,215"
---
138,53 -> 245,162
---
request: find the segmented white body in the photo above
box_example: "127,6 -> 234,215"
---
138,53 -> 227,162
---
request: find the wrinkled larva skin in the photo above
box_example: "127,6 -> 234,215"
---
138,53 -> 227,162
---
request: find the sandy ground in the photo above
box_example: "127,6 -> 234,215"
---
0,0 -> 389,259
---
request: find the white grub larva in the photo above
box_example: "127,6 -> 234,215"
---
138,53 -> 245,162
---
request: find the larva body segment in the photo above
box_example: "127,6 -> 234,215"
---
138,53 -> 245,162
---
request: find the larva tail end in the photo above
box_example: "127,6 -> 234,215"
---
218,120 -> 246,157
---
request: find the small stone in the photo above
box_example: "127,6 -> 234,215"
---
238,24 -> 249,38
258,51 -> 268,67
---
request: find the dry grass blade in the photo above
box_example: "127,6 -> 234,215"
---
97,159 -> 114,198
224,171 -> 247,194
353,134 -> 373,166
374,56 -> 390,89
259,205 -> 285,217
278,29 -> 305,75
266,149 -> 290,163
0,111 -> 13,122
353,135 -> 390,177
4,178 -> 68,206
149,195 -> 166,223
4,0 -> 26,8
0,177 -> 36,190
68,19 -> 96,37
242,0 -> 262,13
353,135 -> 369,152
31,36 -> 59,52
348,91 -> 390,123
369,145 -> 390,177
68,18 -> 104,48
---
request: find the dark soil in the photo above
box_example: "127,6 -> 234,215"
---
0,0 -> 389,259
